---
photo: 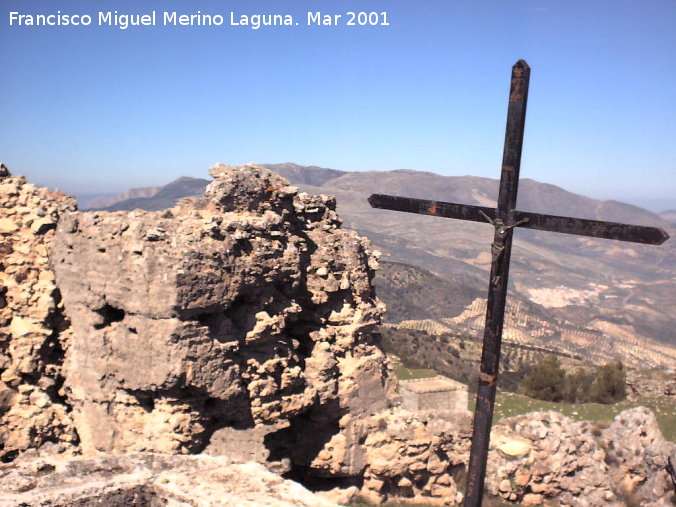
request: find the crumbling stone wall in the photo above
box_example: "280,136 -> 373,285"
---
4,163 -> 675,507
602,407 -> 675,505
345,408 -> 472,505
51,164 -> 395,471
486,408 -> 676,506
0,164 -> 78,461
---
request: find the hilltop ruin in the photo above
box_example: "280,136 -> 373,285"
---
0,163 -> 674,506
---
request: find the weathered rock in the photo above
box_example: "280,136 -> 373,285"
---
0,453 -> 339,506
0,165 -> 78,461
602,406 -> 675,506
487,411 -> 620,506
496,438 -> 532,458
51,164 -> 394,472
321,408 -> 473,505
5,163 -> 675,506
316,486 -> 360,505
626,369 -> 675,399
486,407 -> 676,506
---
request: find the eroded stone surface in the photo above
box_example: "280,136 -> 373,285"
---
602,407 -> 675,506
487,411 -> 617,505
0,164 -> 78,461
51,164 -> 394,469
487,409 -> 676,506
353,408 -> 472,505
0,453 -> 339,506
3,163 -> 675,506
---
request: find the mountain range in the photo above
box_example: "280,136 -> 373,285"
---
660,209 -> 676,224
80,162 -> 676,368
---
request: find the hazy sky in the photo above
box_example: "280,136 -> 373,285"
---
1,0 -> 674,210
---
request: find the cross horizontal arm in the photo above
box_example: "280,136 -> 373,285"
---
368,193 -> 669,245
367,193 -> 495,225
514,209 -> 669,245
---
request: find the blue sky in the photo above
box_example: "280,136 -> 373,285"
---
1,0 -> 674,211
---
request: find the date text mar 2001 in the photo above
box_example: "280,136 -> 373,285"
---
307,12 -> 389,26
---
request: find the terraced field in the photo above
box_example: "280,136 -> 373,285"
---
395,295 -> 676,369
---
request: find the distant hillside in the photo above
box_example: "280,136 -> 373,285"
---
89,177 -> 209,212
660,209 -> 676,224
262,162 -> 346,186
85,186 -> 162,209
375,261 -> 675,369
374,261 -> 483,323
76,192 -> 118,209
298,167 -> 674,353
88,162 -> 675,365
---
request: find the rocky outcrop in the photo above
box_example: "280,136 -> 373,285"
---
602,407 -> 675,506
487,411 -> 618,505
3,162 -> 675,506
51,164 -> 394,473
0,453 -> 340,506
0,164 -> 78,461
626,370 -> 675,399
486,409 -> 676,506
353,409 -> 472,505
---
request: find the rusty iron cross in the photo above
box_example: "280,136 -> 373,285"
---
368,60 -> 669,506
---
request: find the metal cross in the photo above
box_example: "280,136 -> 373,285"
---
368,60 -> 669,506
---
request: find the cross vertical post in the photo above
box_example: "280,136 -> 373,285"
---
366,60 -> 668,506
463,60 -> 530,506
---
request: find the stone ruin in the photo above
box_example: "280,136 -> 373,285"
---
487,407 -> 676,506
0,163 -> 475,504
50,163 -> 394,460
399,375 -> 468,414
1,162 -> 675,506
0,163 -> 78,460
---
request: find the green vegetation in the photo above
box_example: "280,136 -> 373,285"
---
588,361 -> 627,403
381,326 -> 569,394
381,326 -> 498,390
520,355 -> 626,404
389,353 -> 437,381
394,366 -> 438,381
520,355 -> 566,401
469,390 -> 676,442
391,353 -> 674,442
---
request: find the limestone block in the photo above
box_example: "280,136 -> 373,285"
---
52,164 -> 395,468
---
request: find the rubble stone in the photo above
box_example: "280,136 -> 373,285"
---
601,406 -> 675,506
0,165 -> 78,461
487,411 -> 619,505
487,408 -> 676,506
340,408 -> 473,504
0,453 -> 339,506
626,370 -> 675,399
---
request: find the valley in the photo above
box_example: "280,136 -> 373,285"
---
84,162 -> 676,370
